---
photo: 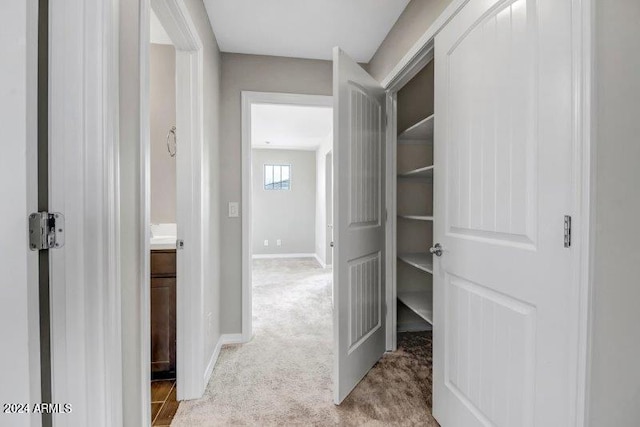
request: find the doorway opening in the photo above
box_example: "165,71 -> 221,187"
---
142,1 -> 206,426
241,92 -> 334,341
148,8 -> 178,425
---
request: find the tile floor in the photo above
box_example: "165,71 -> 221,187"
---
150,380 -> 179,426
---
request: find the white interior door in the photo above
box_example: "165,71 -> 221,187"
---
333,47 -> 386,404
0,3 -> 41,426
433,0 -> 579,426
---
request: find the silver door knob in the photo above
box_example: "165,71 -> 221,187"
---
429,243 -> 443,257
330,241 -> 334,247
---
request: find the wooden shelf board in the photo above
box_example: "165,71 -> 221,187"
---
397,215 -> 434,221
397,302 -> 432,332
398,253 -> 433,274
398,114 -> 434,144
397,290 -> 433,324
398,165 -> 434,179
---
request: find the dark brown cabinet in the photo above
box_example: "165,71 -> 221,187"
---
150,250 -> 176,379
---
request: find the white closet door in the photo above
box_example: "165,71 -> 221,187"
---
332,47 -> 387,404
433,0 -> 579,426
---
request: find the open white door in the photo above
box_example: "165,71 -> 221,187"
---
433,0 -> 581,426
333,47 -> 386,404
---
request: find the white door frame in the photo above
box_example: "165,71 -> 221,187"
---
48,0 -> 122,426
325,151 -> 333,266
240,91 -> 332,342
381,0 -> 594,424
142,0 -> 207,407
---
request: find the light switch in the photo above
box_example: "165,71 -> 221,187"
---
228,202 -> 239,218
263,240 -> 269,246
276,239 -> 282,246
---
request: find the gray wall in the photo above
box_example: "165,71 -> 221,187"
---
588,1 -> 640,425
150,44 -> 176,224
220,53 -> 332,333
252,149 -> 316,255
119,1 -> 222,425
366,0 -> 453,83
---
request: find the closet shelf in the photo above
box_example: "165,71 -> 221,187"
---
397,215 -> 434,221
397,290 -> 433,324
398,165 -> 434,179
398,114 -> 434,144
398,253 -> 433,274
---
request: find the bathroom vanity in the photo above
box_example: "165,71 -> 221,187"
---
150,249 -> 176,379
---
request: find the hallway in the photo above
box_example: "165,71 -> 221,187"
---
172,258 -> 437,426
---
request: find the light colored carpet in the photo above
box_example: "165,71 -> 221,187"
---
171,258 -> 438,426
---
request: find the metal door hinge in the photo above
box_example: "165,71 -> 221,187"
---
29,212 -> 65,251
564,215 -> 572,248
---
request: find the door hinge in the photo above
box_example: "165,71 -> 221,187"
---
564,215 -> 572,248
29,212 -> 65,251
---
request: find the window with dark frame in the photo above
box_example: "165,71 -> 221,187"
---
264,164 -> 291,190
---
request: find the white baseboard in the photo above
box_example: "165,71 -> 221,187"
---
203,333 -> 247,387
203,338 -> 221,388
220,333 -> 244,345
252,253 -> 316,259
314,253 -> 327,268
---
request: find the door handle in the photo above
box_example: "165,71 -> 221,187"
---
429,243 -> 443,257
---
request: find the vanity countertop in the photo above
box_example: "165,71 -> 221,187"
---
150,223 -> 177,250
150,236 -> 177,250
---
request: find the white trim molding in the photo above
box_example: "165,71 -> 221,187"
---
252,253 -> 318,259
241,91 -> 333,343
48,0 -> 122,425
573,0 -> 594,424
203,333 -> 245,388
314,254 -> 328,269
381,0 -> 469,90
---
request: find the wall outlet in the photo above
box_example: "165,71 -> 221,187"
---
276,239 -> 282,246
263,240 -> 269,246
228,202 -> 239,218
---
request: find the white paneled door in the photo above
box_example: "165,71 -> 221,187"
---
433,0 -> 579,426
332,47 -> 387,404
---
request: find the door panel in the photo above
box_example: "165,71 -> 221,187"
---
333,47 -> 386,404
433,0 -> 577,425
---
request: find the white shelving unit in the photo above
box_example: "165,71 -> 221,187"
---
397,290 -> 433,324
398,165 -> 434,179
398,114 -> 434,144
394,61 -> 436,339
398,253 -> 433,274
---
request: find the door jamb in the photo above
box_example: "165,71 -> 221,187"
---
380,0 -> 593,423
240,91 -> 333,342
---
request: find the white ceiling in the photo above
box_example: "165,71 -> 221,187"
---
150,9 -> 173,45
251,104 -> 332,151
203,0 -> 410,62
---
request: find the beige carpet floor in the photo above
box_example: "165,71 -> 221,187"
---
171,258 -> 438,426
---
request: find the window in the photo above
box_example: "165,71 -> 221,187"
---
264,164 -> 291,190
